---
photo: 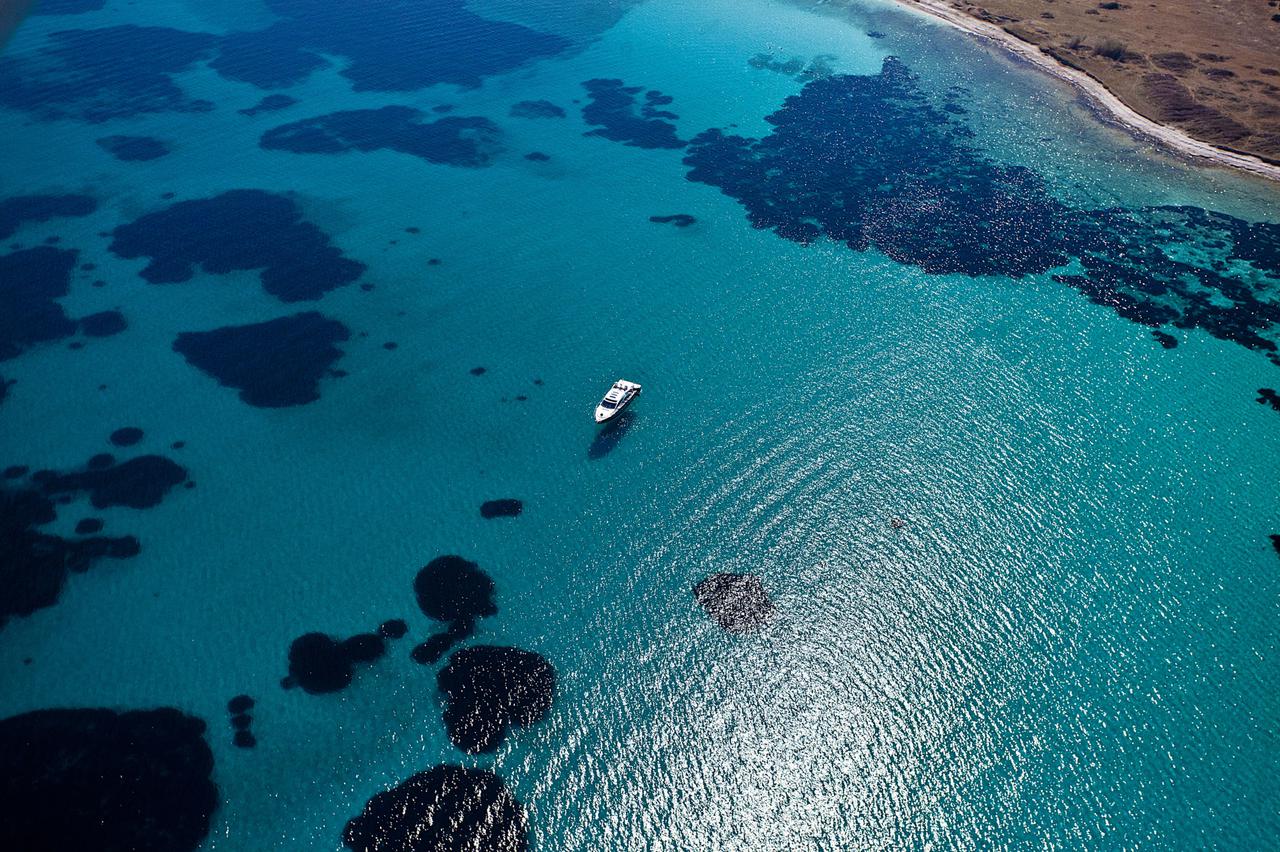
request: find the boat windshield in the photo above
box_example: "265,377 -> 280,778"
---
600,400 -> 617,409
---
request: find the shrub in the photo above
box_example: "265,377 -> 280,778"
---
1093,38 -> 1129,60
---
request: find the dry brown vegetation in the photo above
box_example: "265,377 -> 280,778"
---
918,0 -> 1280,163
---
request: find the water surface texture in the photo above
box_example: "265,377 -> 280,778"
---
1,0 -> 1278,849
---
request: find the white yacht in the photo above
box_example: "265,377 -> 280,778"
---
594,379 -> 641,423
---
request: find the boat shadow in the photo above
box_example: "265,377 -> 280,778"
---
588,411 -> 637,460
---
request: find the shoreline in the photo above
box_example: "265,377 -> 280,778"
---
889,0 -> 1280,184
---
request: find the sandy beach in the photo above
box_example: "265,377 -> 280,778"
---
889,0 -> 1280,183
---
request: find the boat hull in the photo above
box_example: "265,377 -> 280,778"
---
594,388 -> 639,424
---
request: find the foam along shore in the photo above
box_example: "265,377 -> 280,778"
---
888,0 -> 1280,183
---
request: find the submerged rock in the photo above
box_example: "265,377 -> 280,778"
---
414,555 -> 497,624
343,765 -> 527,852
239,94 -> 297,116
0,194 -> 96,240
286,631 -> 386,694
0,486 -> 135,625
109,426 -> 144,447
0,246 -> 79,361
173,312 -> 350,408
0,707 -> 217,852
649,213 -> 696,227
581,78 -> 685,149
96,135 -> 170,162
437,645 -> 555,754
378,619 -> 408,639
39,454 -> 188,509
510,99 -> 565,119
411,556 -> 497,665
694,572 -> 774,633
79,311 -> 128,338
110,190 -> 365,303
479,499 -> 523,519
261,107 -> 503,168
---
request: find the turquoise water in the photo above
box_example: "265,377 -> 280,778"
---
1,0 -> 1278,849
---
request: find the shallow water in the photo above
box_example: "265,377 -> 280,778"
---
1,0 -> 1278,849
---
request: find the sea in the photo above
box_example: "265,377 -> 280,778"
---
1,0 -> 1278,849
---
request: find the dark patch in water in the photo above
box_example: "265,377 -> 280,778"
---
261,107 -> 503,168
694,572 -> 774,633
0,707 -> 217,851
4,465 -> 29,479
582,79 -> 686,149
343,765 -> 527,852
0,194 -> 96,240
411,627 -> 467,666
1270,534 -> 1280,556
588,410 -> 636,460
683,58 -> 1280,373
414,555 -> 497,624
0,247 -> 79,361
96,135 -> 170,162
649,213 -> 696,227
80,310 -> 127,337
411,555 -> 496,663
40,454 -> 188,509
524,151 -> 551,162
86,452 -> 114,470
1152,330 -> 1178,348
286,631 -> 385,694
110,190 -> 365,303
211,0 -> 568,92
227,695 -> 255,714
747,52 -> 836,81
0,26 -> 217,121
470,366 -> 487,376
173,311 -> 350,408
1257,388 -> 1280,412
109,427 -> 144,447
31,0 -> 107,13
480,499 -> 523,519
342,633 -> 386,662
510,99 -> 566,119
437,646 -> 555,754
0,376 -> 10,408
74,518 -> 103,534
0,485 -> 140,625
378,619 -> 408,639
382,341 -> 398,350
230,713 -> 252,730
239,94 -> 298,116
232,730 -> 256,748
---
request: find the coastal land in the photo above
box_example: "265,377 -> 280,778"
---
886,0 -> 1280,180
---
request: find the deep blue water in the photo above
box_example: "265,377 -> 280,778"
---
1,0 -> 1278,849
